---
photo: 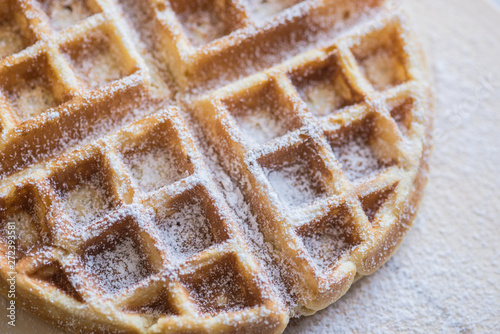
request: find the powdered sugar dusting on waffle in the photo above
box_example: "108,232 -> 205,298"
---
188,119 -> 299,308
0,24 -> 27,58
0,0 -> 432,332
300,79 -> 347,116
245,0 -> 305,22
2,210 -> 40,257
301,226 -> 351,270
83,235 -> 150,295
332,135 -> 384,184
263,160 -> 327,207
40,0 -> 97,31
125,148 -> 189,193
5,79 -> 57,121
61,29 -> 136,90
183,256 -> 254,315
186,2 -> 429,324
63,180 -> 112,227
156,198 -> 216,262
170,0 -> 232,48
235,109 -> 289,146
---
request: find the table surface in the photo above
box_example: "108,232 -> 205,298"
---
1,0 -> 500,333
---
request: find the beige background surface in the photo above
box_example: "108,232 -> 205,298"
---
1,0 -> 499,333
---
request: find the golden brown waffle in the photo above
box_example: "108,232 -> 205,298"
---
0,0 -> 432,333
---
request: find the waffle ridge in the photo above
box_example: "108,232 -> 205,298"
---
0,0 -> 432,333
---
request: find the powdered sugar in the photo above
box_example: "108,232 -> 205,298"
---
358,48 -> 407,91
0,53 -> 64,123
287,0 -> 500,332
125,148 -> 189,193
172,1 -> 231,47
292,63 -> 357,117
330,135 -> 384,184
297,77 -> 350,116
62,29 -> 135,90
62,178 -> 113,228
245,0 -> 305,22
234,107 -> 289,146
3,210 -> 39,257
156,198 -> 216,261
263,160 -> 327,207
83,234 -> 151,295
40,0 -> 97,31
183,256 -> 256,315
299,214 -> 356,271
0,18 -> 30,59
6,82 -> 57,121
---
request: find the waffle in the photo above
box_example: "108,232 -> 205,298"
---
0,0 -> 432,333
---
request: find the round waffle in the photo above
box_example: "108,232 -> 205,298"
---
0,0 -> 432,333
